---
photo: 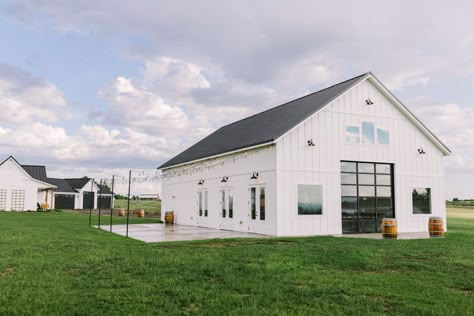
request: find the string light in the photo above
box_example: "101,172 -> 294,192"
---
94,146 -> 271,186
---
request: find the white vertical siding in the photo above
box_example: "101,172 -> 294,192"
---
276,79 -> 447,236
161,146 -> 277,235
0,159 -> 45,211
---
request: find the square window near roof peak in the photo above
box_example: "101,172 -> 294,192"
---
362,122 -> 375,144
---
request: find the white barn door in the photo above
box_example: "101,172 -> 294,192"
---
247,186 -> 267,233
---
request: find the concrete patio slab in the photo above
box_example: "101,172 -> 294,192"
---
98,224 -> 435,243
98,223 -> 267,243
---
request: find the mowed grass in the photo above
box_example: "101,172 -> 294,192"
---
113,199 -> 161,214
0,210 -> 472,315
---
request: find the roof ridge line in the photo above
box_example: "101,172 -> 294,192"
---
21,164 -> 46,167
219,72 -> 370,130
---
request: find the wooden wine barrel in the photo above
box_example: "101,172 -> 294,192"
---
429,217 -> 444,237
118,209 -> 125,217
381,218 -> 397,239
165,211 -> 174,225
137,209 -> 145,218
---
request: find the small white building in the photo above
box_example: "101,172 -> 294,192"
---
0,156 -> 56,211
49,178 -> 114,210
0,156 -> 114,211
158,72 -> 450,236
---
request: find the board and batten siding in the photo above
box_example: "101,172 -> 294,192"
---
275,78 -> 446,236
161,145 -> 278,235
0,159 -> 44,211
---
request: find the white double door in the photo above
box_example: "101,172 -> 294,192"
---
196,190 -> 209,227
247,186 -> 266,233
219,187 -> 234,231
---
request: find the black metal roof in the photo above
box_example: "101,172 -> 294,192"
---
97,183 -> 113,195
65,178 -> 91,190
47,178 -> 77,193
158,73 -> 369,169
21,165 -> 49,183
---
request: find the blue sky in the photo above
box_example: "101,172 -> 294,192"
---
0,1 -> 473,197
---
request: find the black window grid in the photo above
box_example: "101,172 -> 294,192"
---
341,162 -> 395,233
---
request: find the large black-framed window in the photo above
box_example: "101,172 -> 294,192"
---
412,188 -> 431,214
341,161 -> 395,233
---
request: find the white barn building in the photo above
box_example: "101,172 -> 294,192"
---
159,73 -> 450,236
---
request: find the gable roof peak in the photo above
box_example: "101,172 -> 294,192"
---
158,72 -> 369,169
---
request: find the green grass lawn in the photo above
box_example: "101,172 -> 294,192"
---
113,199 -> 161,214
0,210 -> 472,315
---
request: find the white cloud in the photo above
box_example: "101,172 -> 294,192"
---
409,100 -> 474,176
99,76 -> 189,134
143,57 -> 210,95
385,70 -> 430,91
0,63 -> 66,125
0,121 -> 182,165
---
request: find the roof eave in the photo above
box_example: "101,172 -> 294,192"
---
158,141 -> 275,170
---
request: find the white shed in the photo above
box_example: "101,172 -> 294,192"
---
158,72 -> 450,236
0,156 -> 56,211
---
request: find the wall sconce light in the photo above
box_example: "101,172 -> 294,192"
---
250,172 -> 259,180
418,147 -> 426,155
221,176 -> 229,183
198,179 -> 205,185
365,98 -> 374,105
307,139 -> 316,146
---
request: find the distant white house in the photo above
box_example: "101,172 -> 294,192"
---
0,156 -> 56,211
159,72 -> 450,236
0,156 -> 114,211
138,193 -> 160,200
48,177 -> 114,210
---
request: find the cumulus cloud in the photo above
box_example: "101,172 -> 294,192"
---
409,99 -> 474,177
0,121 -> 181,166
385,70 -> 431,91
0,63 -> 66,125
99,76 -> 189,134
143,57 -> 210,97
3,1 -> 474,89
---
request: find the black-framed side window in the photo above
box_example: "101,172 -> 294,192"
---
298,185 -> 323,215
412,188 -> 431,214
250,187 -> 256,220
228,189 -> 233,219
259,187 -> 265,220
204,191 -> 208,217
198,190 -> 208,217
221,190 -> 226,218
198,191 -> 203,216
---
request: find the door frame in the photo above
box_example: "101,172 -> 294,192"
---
196,189 -> 209,227
340,160 -> 395,233
248,185 -> 267,233
219,187 -> 235,231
